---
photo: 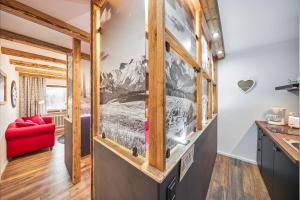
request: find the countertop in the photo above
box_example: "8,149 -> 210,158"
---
256,121 -> 299,165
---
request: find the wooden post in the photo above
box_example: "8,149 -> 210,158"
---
213,58 -> 218,114
148,0 -> 166,171
207,42 -> 213,119
196,9 -> 202,130
72,38 -> 81,184
90,1 -> 101,199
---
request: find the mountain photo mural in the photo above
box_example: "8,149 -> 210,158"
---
100,0 -> 147,156
165,50 -> 197,150
165,0 -> 197,59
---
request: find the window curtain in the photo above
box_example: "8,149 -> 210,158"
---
19,76 -> 46,117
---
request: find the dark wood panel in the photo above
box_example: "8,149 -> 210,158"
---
94,140 -> 158,200
257,128 -> 263,171
261,133 -> 274,198
94,116 -> 218,200
162,115 -> 217,200
81,115 -> 91,157
273,146 -> 299,200
64,117 -> 73,179
256,121 -> 299,165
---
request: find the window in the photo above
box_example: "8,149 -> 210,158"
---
46,85 -> 67,112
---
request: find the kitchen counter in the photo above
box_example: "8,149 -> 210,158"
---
256,121 -> 299,165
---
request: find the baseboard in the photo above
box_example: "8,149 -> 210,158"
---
0,159 -> 8,180
218,151 -> 257,165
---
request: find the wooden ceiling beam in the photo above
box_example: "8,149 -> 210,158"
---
1,47 -> 66,65
10,59 -> 66,72
19,72 -> 66,80
0,29 -> 90,61
199,0 -> 225,58
16,67 -> 65,77
0,29 -> 69,53
0,0 -> 90,42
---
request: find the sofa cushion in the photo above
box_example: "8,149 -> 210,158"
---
16,121 -> 37,128
31,116 -> 46,125
25,120 -> 38,125
15,118 -> 25,123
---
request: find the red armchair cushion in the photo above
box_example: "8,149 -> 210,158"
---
15,118 -> 25,123
16,121 -> 37,127
31,116 -> 46,125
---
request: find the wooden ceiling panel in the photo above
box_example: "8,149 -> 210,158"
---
199,0 -> 225,59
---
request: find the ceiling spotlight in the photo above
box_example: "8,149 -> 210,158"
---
213,32 -> 220,39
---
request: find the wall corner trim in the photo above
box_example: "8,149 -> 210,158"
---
217,151 -> 257,165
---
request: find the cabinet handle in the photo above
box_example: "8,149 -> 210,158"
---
273,145 -> 281,152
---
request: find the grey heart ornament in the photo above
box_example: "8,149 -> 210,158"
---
238,79 -> 255,93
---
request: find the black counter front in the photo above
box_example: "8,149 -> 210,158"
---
94,116 -> 217,200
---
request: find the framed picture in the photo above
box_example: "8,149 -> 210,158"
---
0,70 -> 7,105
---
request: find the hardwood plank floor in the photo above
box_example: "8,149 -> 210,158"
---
206,155 -> 270,200
0,141 -> 91,200
0,142 -> 269,200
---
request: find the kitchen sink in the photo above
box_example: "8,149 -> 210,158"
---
283,138 -> 299,152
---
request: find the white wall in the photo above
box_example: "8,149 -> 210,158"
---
218,39 -> 299,163
0,52 -> 19,177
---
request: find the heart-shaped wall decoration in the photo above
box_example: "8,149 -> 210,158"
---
238,79 -> 255,93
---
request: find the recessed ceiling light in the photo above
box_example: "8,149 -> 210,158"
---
213,32 -> 220,39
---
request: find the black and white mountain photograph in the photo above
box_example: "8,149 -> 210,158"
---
202,35 -> 209,73
202,78 -> 208,124
165,51 -> 196,150
100,0 -> 147,156
165,0 -> 197,59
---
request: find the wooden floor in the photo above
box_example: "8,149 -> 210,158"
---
0,142 -> 269,200
0,141 -> 91,200
206,155 -> 270,200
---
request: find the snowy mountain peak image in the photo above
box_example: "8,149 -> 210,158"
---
165,51 -> 196,150
100,0 -> 147,156
100,56 -> 147,156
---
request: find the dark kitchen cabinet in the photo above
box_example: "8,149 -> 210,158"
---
261,133 -> 274,198
257,128 -> 263,171
273,146 -> 299,200
257,129 -> 299,200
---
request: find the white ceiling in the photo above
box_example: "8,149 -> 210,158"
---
218,0 -> 299,54
0,0 -> 90,54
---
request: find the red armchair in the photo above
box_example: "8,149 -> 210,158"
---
5,116 -> 55,159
